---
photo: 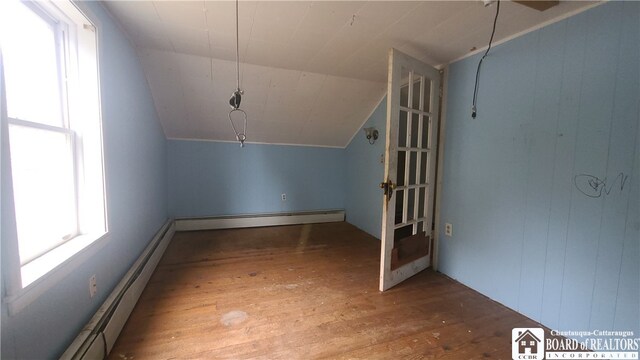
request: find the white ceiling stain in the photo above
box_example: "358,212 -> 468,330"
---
104,1 -> 599,147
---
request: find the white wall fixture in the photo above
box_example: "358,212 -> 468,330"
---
445,223 -> 453,237
363,127 -> 379,144
89,275 -> 97,298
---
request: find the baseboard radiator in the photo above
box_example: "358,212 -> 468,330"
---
60,219 -> 175,360
175,209 -> 345,231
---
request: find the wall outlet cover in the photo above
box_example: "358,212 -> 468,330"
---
445,223 -> 453,236
89,275 -> 97,298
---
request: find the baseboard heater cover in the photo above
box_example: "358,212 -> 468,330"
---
175,209 -> 346,231
60,219 -> 175,360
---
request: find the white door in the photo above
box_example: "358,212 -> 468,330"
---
379,48 -> 440,291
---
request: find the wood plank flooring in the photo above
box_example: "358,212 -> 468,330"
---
109,222 -> 543,359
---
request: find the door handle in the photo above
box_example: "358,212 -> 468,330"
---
380,180 -> 396,200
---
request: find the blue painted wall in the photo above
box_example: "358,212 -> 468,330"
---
1,2 -> 168,358
345,98 -> 386,238
167,140 -> 345,217
440,1 -> 638,335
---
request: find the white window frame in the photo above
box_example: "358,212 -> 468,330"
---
1,0 -> 109,314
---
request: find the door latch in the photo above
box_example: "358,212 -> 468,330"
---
380,180 -> 396,200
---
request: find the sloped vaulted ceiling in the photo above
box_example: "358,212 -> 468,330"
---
104,1 -> 599,147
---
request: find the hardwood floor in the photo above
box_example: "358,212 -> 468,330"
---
109,222 -> 542,359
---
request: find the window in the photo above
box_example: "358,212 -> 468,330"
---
1,0 -> 106,299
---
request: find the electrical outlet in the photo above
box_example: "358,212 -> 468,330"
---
281,193 -> 286,201
89,275 -> 97,298
445,223 -> 453,237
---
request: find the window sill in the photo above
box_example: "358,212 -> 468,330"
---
4,231 -> 109,315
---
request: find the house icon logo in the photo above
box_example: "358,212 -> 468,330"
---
512,328 -> 544,359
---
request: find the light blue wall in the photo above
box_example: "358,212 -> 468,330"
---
168,140 -> 345,217
440,1 -> 638,335
345,98 -> 386,238
1,2 -> 168,358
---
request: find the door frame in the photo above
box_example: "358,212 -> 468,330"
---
432,65 -> 448,272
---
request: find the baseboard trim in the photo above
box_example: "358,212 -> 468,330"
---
175,209 -> 345,231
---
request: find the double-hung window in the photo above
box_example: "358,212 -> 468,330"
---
1,0 -> 106,308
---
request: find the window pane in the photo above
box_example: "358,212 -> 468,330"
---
396,151 -> 406,186
1,0 -> 64,126
409,151 -> 417,185
400,67 -> 409,107
410,113 -> 419,148
9,125 -> 77,264
411,73 -> 422,110
395,190 -> 404,225
398,110 -> 407,147
394,224 -> 412,241
418,187 -> 426,218
420,152 -> 428,184
407,188 -> 415,221
423,79 -> 432,113
421,116 -> 430,149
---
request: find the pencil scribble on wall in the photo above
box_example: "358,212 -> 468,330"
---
574,172 -> 629,198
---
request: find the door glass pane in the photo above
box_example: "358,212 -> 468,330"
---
394,224 -> 412,241
397,151 -> 406,186
411,73 -> 422,110
9,125 -> 77,265
421,116 -> 430,149
407,188 -> 415,221
2,0 -> 64,126
410,113 -> 419,148
420,153 -> 428,184
395,190 -> 404,225
409,152 -> 417,185
423,79 -> 432,113
400,67 -> 409,107
399,110 -> 408,147
418,187 -> 426,218
418,221 -> 425,235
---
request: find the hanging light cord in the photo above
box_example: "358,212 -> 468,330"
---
471,0 -> 500,119
235,0 -> 240,92
228,0 -> 246,147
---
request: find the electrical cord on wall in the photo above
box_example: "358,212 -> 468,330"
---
472,0 -> 500,119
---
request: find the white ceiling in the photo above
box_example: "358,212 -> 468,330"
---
104,0 -> 599,147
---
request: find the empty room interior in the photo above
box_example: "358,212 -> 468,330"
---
1,0 -> 638,358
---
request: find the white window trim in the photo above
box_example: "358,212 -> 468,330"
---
1,0 -> 108,315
